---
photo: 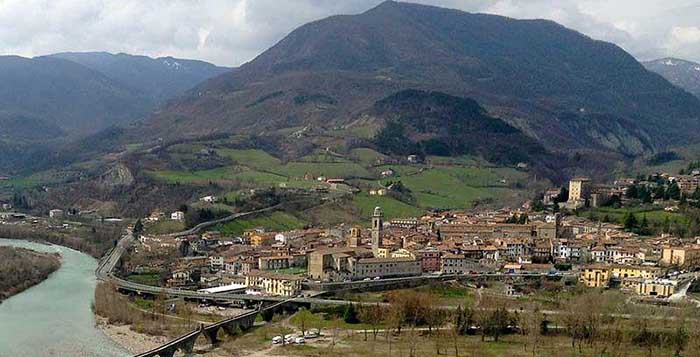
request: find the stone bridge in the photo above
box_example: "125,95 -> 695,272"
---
134,300 -> 290,357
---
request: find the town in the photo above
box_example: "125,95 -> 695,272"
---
115,171 -> 700,301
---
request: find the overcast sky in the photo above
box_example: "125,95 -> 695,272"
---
1,0 -> 699,67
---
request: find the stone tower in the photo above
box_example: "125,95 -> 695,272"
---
371,206 -> 383,255
347,227 -> 361,247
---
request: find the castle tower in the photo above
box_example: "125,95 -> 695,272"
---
347,227 -> 361,247
371,206 -> 383,255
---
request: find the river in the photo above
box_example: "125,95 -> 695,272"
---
0,239 -> 129,357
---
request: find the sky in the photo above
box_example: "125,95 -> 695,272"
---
1,0 -> 699,67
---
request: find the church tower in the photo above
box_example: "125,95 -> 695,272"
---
371,206 -> 383,255
347,227 -> 361,247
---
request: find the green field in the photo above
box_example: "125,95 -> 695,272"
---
586,206 -> 687,225
353,192 -> 423,219
367,165 -> 527,209
216,211 -> 306,236
217,149 -> 281,169
145,219 -> 186,235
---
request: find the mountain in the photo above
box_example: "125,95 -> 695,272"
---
643,58 -> 700,99
47,52 -> 232,106
0,55 -> 152,136
0,53 -> 229,175
368,90 -> 552,166
145,0 -> 700,158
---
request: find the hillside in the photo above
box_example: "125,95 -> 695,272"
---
643,58 -> 700,99
145,0 -> 700,158
367,90 -> 551,166
0,55 -> 150,136
48,52 -> 232,106
0,53 -> 230,176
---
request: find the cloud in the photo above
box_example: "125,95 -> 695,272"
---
671,26 -> 700,45
0,0 -> 698,66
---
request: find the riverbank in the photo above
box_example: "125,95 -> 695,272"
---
0,246 -> 61,302
95,316 -> 169,354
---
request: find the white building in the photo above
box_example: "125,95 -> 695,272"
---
171,211 -> 185,221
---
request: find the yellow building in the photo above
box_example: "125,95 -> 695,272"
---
580,265 -> 610,287
245,271 -> 302,297
250,233 -> 276,247
568,177 -> 591,202
374,247 -> 390,258
636,280 -> 676,298
611,266 -> 660,280
580,265 -> 660,288
661,246 -> 700,268
390,248 -> 415,259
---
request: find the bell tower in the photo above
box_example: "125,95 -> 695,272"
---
371,206 -> 383,255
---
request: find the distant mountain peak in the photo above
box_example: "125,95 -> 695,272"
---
644,57 -> 700,99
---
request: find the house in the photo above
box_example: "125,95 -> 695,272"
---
636,279 -> 676,298
580,265 -> 610,288
258,256 -> 291,270
168,269 -> 192,287
171,211 -> 185,221
49,209 -> 64,219
353,257 -> 421,280
418,248 -> 441,272
441,253 -> 474,274
209,256 -> 224,270
661,246 -> 700,268
245,271 -> 303,297
381,169 -> 395,177
200,195 -> 218,203
250,232 -> 276,247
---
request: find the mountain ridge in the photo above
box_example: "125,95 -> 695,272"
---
145,0 -> 700,159
643,57 -> 700,99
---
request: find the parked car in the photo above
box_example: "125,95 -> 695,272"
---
272,336 -> 282,344
295,337 -> 306,344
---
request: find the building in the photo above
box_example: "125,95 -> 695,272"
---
390,218 -> 419,230
171,211 -> 185,221
245,271 -> 302,297
258,256 -> 291,270
200,195 -> 218,203
636,279 -> 676,298
307,247 -> 372,281
353,257 -> 421,280
441,253 -> 474,274
418,248 -> 441,272
580,265 -> 660,288
661,246 -> 700,268
568,177 -> 592,202
250,232 -> 276,247
580,265 -> 610,288
371,207 -> 384,256
347,227 -> 361,248
209,256 -> 224,270
49,209 -> 64,219
677,175 -> 700,194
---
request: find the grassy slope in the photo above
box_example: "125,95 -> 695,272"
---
215,211 -> 306,236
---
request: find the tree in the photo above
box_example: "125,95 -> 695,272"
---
343,303 -> 360,324
668,182 -> 682,200
639,215 -> 649,235
294,308 -> 313,337
133,219 -> 144,237
479,306 -> 515,342
359,304 -> 385,341
623,213 -> 638,231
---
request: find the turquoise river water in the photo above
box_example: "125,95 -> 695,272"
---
0,239 -> 129,357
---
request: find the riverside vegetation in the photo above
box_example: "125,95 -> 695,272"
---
0,246 -> 60,301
